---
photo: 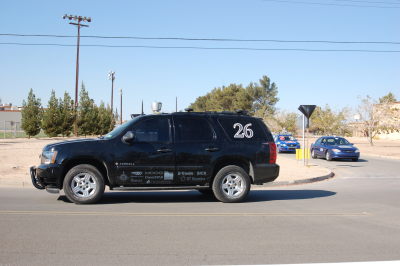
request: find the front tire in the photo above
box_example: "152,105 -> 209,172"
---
63,164 -> 105,204
311,149 -> 317,159
326,151 -> 333,161
212,165 -> 250,203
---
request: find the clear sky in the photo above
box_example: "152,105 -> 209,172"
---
0,0 -> 399,119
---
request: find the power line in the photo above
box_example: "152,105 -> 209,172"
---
1,33 -> 399,45
333,0 -> 400,5
262,0 -> 400,8
1,42 -> 399,53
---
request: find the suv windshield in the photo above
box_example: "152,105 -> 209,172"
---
103,117 -> 140,139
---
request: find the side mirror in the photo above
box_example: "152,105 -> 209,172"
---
122,131 -> 135,144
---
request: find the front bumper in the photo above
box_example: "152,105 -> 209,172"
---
30,164 -> 62,189
278,145 -> 299,152
253,163 -> 280,185
331,151 -> 360,159
30,166 -> 45,189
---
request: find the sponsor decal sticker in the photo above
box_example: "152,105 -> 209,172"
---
164,171 -> 174,181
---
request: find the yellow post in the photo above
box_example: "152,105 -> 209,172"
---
296,149 -> 301,160
296,149 -> 310,160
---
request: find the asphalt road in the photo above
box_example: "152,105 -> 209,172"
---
1,154 -> 400,265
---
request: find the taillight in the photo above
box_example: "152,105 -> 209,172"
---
268,142 -> 277,164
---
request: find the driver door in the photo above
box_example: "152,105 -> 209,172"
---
113,116 -> 175,186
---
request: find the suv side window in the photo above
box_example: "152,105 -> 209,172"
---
174,116 -> 214,142
132,117 -> 170,143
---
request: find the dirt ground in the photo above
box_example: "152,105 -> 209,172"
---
346,137 -> 400,159
0,138 -> 70,187
0,136 -> 398,187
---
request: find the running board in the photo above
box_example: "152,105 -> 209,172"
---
111,186 -> 210,191
45,186 -> 60,194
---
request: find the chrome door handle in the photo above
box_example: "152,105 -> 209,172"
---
157,148 -> 172,153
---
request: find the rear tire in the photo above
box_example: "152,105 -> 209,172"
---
63,164 -> 105,204
212,165 -> 250,203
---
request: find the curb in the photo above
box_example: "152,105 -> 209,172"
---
259,171 -> 335,187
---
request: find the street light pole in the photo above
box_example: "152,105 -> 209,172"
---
62,14 -> 91,135
120,89 -> 123,124
108,71 -> 115,112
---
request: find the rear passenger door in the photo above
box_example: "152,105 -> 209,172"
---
173,115 -> 218,185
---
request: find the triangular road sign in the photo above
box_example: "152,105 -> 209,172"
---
298,105 -> 316,119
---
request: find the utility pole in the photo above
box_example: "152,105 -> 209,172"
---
108,71 -> 115,112
120,89 -> 123,124
63,14 -> 91,136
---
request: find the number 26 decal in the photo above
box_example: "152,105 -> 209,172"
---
233,123 -> 254,138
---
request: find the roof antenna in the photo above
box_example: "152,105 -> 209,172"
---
141,100 -> 144,115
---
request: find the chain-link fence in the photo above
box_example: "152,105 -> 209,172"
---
0,121 -> 26,138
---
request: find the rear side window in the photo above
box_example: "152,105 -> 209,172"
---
218,117 -> 268,141
174,116 -> 214,142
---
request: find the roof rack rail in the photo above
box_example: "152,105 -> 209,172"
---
220,111 -> 235,114
235,110 -> 248,115
185,108 -> 194,112
131,113 -> 144,118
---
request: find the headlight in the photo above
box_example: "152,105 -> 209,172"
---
41,149 -> 58,164
355,149 -> 360,153
281,144 -> 287,146
332,149 -> 341,153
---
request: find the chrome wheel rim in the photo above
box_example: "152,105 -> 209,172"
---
70,173 -> 97,198
311,150 -> 315,158
221,173 -> 245,198
326,152 -> 331,160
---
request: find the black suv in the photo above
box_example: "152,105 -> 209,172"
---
31,111 -> 279,204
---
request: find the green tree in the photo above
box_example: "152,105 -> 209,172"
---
276,111 -> 298,134
310,105 -> 349,136
246,75 -> 279,118
77,83 -> 95,136
379,92 -> 397,103
42,90 -> 62,137
189,94 -> 212,112
59,92 -> 75,137
21,89 -> 42,138
96,102 -> 115,135
114,108 -> 120,125
89,103 -> 100,135
190,84 -> 252,112
189,75 -> 279,115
